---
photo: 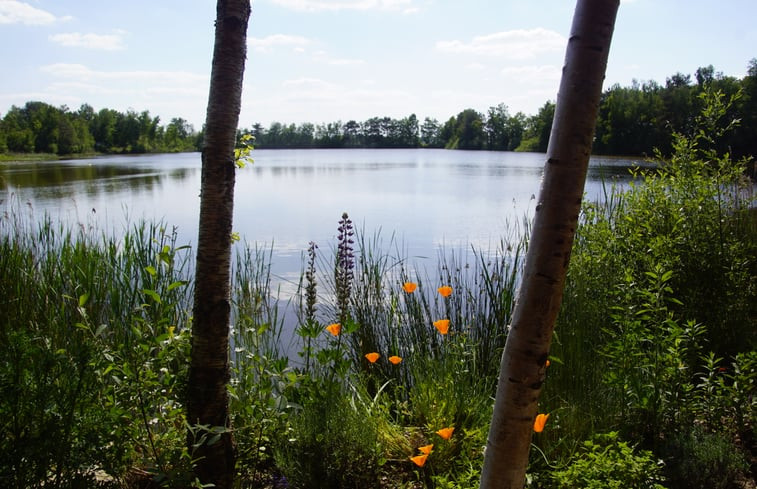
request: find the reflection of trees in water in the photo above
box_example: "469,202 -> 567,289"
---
1,162 -> 197,200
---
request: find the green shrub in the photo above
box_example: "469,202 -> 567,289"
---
661,427 -> 749,489
274,383 -> 383,489
551,432 -> 667,489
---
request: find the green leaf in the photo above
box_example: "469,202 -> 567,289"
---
167,280 -> 188,292
142,288 -> 162,304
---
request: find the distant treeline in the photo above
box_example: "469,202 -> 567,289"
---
244,60 -> 757,158
2,60 -> 756,158
0,102 -> 201,156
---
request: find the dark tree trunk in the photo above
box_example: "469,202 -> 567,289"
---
187,1 -> 251,488
479,1 -> 619,488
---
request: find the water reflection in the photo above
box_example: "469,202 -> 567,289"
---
1,149 -> 643,262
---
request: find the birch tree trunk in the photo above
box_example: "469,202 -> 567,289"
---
479,1 -> 619,488
187,1 -> 250,488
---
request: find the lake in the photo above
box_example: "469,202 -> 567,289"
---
0,149 -> 642,292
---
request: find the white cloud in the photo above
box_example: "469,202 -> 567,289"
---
269,0 -> 417,12
31,64 -> 210,126
312,50 -> 365,65
282,77 -> 339,92
501,64 -> 561,83
0,0 -> 70,25
437,28 -> 566,59
249,33 -> 312,52
49,31 -> 127,51
248,77 -> 414,123
40,63 -> 208,84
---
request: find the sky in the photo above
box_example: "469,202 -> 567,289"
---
1,0 -> 756,131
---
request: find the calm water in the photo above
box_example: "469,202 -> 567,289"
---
1,149 -> 642,289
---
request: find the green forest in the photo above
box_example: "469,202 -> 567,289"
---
0,103 -> 200,156
2,61 -> 756,159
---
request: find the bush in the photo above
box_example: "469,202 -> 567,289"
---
662,427 -> 749,489
551,432 -> 667,489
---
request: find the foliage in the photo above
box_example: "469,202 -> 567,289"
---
0,213 -> 198,488
547,87 -> 756,485
661,426 -> 749,489
551,432 -> 667,489
0,101 -> 201,156
601,266 -> 705,444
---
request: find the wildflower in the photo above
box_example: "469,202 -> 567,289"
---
436,427 -> 454,440
335,213 -> 355,324
365,352 -> 380,363
402,282 -> 418,293
167,325 -> 176,337
409,454 -> 428,467
389,355 -> 402,365
533,413 -> 550,433
545,359 -> 551,368
418,444 -> 434,454
433,319 -> 450,335
437,285 -> 453,297
325,323 -> 341,336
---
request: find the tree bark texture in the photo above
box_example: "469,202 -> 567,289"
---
187,1 -> 250,488
479,1 -> 619,488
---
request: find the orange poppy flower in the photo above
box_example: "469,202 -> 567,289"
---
325,323 -> 341,336
418,444 -> 434,454
402,282 -> 418,293
437,285 -> 453,297
533,413 -> 550,433
389,355 -> 402,365
365,352 -> 380,363
433,319 -> 450,335
436,427 -> 454,440
409,454 -> 428,467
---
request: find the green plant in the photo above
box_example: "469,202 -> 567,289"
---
229,243 -> 296,485
661,426 -> 749,489
551,432 -> 667,489
549,87 -> 757,465
274,384 -> 383,489
0,211 -> 197,488
693,351 -> 757,439
601,266 -> 705,444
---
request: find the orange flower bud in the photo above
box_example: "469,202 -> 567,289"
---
533,413 -> 550,433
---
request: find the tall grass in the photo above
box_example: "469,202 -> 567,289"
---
0,205 -> 195,488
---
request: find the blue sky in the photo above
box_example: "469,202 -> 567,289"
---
1,0 -> 755,130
